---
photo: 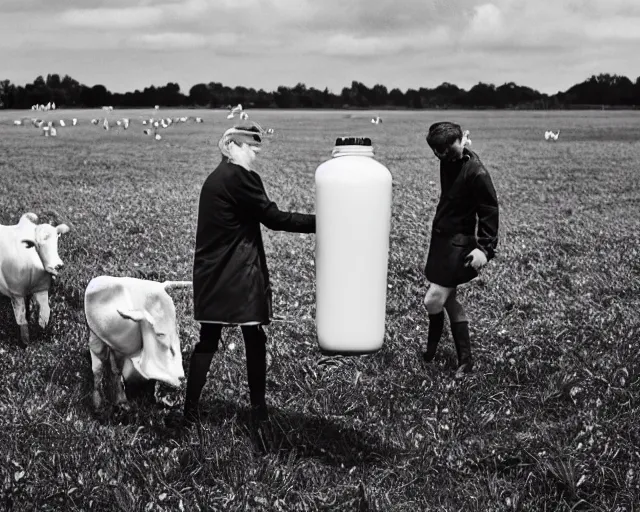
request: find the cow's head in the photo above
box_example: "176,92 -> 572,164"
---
21,221 -> 71,276
116,289 -> 185,387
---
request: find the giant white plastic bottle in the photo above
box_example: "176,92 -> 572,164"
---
315,137 -> 392,354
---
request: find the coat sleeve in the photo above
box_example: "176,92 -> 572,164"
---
234,169 -> 316,233
471,168 -> 499,260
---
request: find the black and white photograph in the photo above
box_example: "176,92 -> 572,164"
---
1,0 -> 639,510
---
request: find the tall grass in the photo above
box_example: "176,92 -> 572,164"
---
1,108 -> 639,510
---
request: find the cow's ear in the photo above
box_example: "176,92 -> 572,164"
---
21,239 -> 36,249
117,309 -> 145,323
56,224 -> 70,235
20,213 -> 38,225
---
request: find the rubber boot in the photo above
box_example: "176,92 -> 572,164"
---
423,312 -> 445,363
451,321 -> 473,376
182,352 -> 216,426
243,326 -> 271,452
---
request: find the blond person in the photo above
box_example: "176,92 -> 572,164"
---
182,124 -> 315,435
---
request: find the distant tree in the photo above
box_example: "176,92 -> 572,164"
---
0,79 -> 15,108
388,88 -> 405,107
92,84 -> 110,107
2,71 -> 640,110
465,82 -> 498,107
46,74 -> 61,89
189,83 -> 211,106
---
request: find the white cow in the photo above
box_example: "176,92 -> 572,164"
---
0,213 -> 70,345
84,276 -> 191,411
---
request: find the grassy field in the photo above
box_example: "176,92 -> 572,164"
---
0,107 -> 639,511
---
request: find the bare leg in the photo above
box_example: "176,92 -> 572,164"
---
424,283 -> 454,315
10,296 -> 29,346
32,290 -> 50,329
443,288 -> 467,323
422,284 -> 454,362
89,331 -> 109,410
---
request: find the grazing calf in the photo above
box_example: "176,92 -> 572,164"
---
84,276 -> 191,411
0,213 -> 70,346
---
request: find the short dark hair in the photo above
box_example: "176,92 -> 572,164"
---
426,122 -> 463,149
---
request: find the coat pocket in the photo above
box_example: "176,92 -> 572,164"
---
449,234 -> 479,282
450,234 -> 477,248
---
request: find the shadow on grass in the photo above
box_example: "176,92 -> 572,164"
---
0,296 -> 47,349
178,398 -> 405,467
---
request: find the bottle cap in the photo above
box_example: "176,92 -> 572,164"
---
334,137 -> 372,147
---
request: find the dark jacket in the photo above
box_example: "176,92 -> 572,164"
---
431,148 -> 499,260
193,157 -> 315,324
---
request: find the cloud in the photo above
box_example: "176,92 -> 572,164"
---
2,0 -> 638,95
126,32 -> 208,50
58,0 -> 212,30
320,26 -> 452,57
60,6 -> 165,28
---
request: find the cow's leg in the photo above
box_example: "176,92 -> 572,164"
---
32,290 -> 50,329
89,331 -> 109,410
109,350 -> 129,410
10,296 -> 29,345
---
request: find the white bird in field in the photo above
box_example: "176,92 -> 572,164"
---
195,117 -> 203,123
239,111 -> 249,120
91,119 -> 99,125
59,120 -> 66,127
153,121 -> 159,128
103,119 -> 109,130
371,116 -> 382,124
51,102 -> 56,110
227,104 -> 243,119
72,118 -> 78,126
43,126 -> 50,136
13,120 -> 22,126
122,118 -> 129,129
545,130 -> 560,141
155,133 -> 162,140
142,120 -> 147,125
50,127 -> 57,137
461,129 -> 472,147
154,105 -> 160,110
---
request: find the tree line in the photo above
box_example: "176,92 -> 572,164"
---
1,73 -> 639,110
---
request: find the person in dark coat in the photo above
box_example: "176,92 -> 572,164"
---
181,123 -> 315,431
422,122 -> 499,376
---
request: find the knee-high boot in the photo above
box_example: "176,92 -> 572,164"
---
183,351 -> 216,423
451,321 -> 473,375
182,324 -> 222,424
423,312 -> 445,363
242,326 -> 268,424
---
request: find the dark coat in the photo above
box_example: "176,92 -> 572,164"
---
193,158 -> 315,324
425,148 -> 499,287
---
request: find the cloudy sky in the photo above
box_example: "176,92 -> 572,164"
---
1,0 -> 638,95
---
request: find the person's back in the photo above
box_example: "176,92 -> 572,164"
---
195,158 -> 262,267
176,123 -> 316,444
